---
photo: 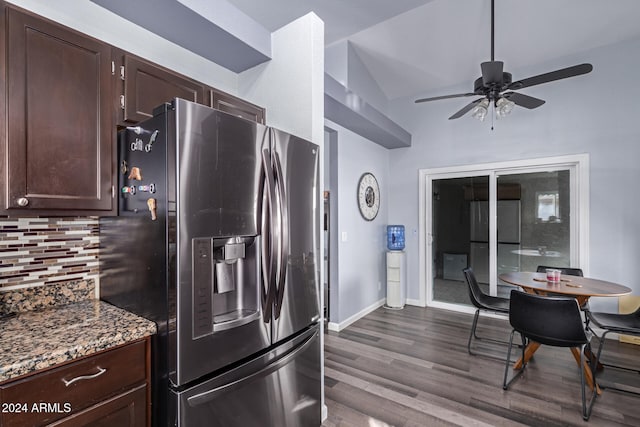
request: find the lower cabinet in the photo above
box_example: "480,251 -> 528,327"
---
0,339 -> 150,427
49,385 -> 146,427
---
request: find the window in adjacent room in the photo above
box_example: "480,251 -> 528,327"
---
536,191 -> 560,222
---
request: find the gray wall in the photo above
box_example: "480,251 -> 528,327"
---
387,37 -> 640,313
326,119 -> 389,326
325,41 -> 389,115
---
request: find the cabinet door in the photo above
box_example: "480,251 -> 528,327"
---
3,6 -> 114,214
210,89 -> 265,124
119,54 -> 205,124
49,385 -> 147,427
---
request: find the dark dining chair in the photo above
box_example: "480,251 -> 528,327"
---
585,305 -> 640,390
463,267 -> 515,358
503,290 -> 598,421
536,265 -> 584,277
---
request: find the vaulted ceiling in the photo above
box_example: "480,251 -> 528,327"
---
228,0 -> 640,101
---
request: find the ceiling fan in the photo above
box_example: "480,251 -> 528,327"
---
414,0 -> 593,120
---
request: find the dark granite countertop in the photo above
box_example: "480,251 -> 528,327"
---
0,299 -> 156,383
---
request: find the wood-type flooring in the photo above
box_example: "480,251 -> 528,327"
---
322,305 -> 640,426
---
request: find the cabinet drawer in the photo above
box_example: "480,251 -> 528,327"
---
0,340 -> 146,427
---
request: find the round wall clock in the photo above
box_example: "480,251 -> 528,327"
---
357,172 -> 380,221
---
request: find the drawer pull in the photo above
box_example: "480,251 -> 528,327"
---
62,367 -> 107,387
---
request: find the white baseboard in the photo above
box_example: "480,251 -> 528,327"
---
327,298 -> 385,332
406,298 -> 424,307
322,404 -> 328,422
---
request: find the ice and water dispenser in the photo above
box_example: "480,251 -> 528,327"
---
192,235 -> 260,338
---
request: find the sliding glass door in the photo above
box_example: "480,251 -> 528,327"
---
496,170 -> 573,282
432,175 -> 489,306
424,156 -> 586,310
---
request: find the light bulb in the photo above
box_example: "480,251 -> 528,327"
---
496,97 -> 515,119
471,99 -> 490,121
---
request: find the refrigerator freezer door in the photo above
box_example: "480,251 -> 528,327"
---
270,128 -> 321,344
470,200 -> 521,243
171,325 -> 321,427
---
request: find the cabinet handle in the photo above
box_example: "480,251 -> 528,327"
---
17,197 -> 29,207
62,367 -> 107,387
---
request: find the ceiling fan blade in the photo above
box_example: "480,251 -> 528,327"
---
448,98 -> 484,120
503,92 -> 545,109
508,63 -> 593,90
481,61 -> 504,85
415,93 -> 477,103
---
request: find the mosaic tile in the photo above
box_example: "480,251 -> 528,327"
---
0,218 -> 98,290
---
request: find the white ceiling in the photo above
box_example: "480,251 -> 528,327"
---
227,0 -> 640,101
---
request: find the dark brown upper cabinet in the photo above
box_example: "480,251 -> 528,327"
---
209,89 -> 265,124
116,53 -> 206,125
0,2 -> 266,216
1,4 -> 115,215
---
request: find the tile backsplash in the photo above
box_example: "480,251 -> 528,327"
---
0,218 -> 99,291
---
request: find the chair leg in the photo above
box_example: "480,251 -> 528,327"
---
503,330 -> 526,390
467,309 -> 481,355
468,309 -> 524,360
580,343 -> 598,420
593,330 -> 640,373
589,330 -> 640,395
593,330 -> 611,370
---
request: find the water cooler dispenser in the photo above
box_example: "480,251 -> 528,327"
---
385,226 -> 406,309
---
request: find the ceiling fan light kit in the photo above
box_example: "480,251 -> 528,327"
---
471,99 -> 490,121
415,0 -> 593,121
495,97 -> 514,119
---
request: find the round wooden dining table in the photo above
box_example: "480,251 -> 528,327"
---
499,271 -> 632,393
500,271 -> 632,306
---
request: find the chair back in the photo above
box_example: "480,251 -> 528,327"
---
509,290 -> 588,347
463,267 -> 489,310
536,265 -> 584,277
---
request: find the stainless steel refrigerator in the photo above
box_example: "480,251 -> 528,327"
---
469,200 -> 521,283
100,98 -> 321,426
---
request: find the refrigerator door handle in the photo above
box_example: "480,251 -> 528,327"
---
186,327 -> 318,407
272,149 -> 289,319
260,148 -> 277,322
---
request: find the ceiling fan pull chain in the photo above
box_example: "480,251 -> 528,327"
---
491,104 -> 495,131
